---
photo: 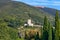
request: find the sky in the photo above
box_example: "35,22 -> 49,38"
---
13,0 -> 60,10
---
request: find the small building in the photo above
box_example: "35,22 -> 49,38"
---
24,19 -> 43,28
27,19 -> 33,26
24,19 -> 33,27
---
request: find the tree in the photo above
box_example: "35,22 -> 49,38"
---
48,22 -> 52,40
43,16 -> 48,40
35,32 -> 40,40
55,10 -> 59,40
24,31 -> 27,40
59,19 -> 60,40
52,27 -> 55,40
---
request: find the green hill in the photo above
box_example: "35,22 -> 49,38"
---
0,0 -> 56,40
0,0 -> 54,25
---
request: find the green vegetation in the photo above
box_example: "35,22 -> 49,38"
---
0,0 -> 55,26
43,16 -> 48,40
59,20 -> 60,40
42,10 -> 60,40
35,32 -> 40,40
48,22 -> 52,40
0,0 -> 60,40
55,11 -> 60,40
0,20 -> 19,40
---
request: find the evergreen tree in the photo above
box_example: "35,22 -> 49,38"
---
35,32 -> 40,40
43,16 -> 48,40
59,19 -> 60,40
52,27 -> 55,40
24,31 -> 27,40
48,22 -> 52,40
55,10 -> 59,40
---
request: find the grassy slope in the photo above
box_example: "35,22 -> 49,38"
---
0,1 -> 54,25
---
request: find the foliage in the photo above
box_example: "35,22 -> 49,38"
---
0,19 -> 20,40
55,10 -> 60,40
0,0 -> 55,26
48,22 -> 52,40
43,16 -> 48,40
0,0 -> 60,40
59,20 -> 60,40
35,32 -> 40,40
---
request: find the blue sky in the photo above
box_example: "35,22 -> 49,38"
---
13,0 -> 60,10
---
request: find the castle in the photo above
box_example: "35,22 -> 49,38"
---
24,19 -> 43,28
24,19 -> 33,27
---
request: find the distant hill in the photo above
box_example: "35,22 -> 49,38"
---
36,6 -> 60,16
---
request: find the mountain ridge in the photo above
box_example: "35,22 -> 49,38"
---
35,6 -> 60,16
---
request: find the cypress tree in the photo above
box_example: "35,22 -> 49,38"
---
52,27 -> 55,40
59,20 -> 60,40
48,22 -> 52,40
43,16 -> 48,40
55,10 -> 59,40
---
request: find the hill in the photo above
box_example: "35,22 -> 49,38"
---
0,0 -> 59,40
0,0 -> 54,26
36,6 -> 60,16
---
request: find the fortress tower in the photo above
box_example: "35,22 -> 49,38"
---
27,19 -> 33,26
